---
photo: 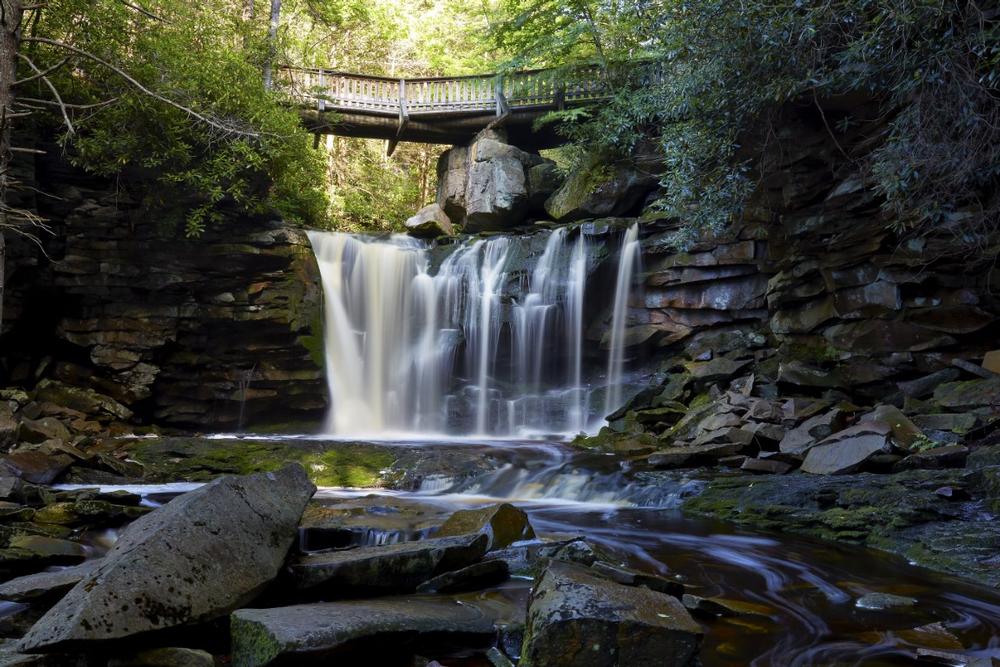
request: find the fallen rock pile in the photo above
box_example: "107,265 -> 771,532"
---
582,355 -> 1000,479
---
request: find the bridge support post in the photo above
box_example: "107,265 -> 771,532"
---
387,78 -> 409,157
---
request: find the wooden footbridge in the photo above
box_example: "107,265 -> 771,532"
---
280,62 -> 661,154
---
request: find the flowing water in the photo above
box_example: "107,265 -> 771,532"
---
307,225 -> 640,439
64,437 -> 1000,666
68,226 -> 991,663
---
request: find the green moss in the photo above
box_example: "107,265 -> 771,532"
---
301,447 -> 394,487
298,311 -> 326,370
126,438 -> 396,488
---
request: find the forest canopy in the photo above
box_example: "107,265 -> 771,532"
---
10,0 -> 999,246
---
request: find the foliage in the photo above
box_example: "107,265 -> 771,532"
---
490,0 -> 1000,251
19,0 -> 334,236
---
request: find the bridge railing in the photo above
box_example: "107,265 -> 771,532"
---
280,61 -> 663,117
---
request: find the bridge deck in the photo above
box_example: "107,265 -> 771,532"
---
281,62 -> 661,151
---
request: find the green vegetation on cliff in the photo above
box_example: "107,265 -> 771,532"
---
491,0 -> 1000,250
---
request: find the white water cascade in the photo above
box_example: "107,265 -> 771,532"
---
308,226 -> 639,438
604,223 -> 641,417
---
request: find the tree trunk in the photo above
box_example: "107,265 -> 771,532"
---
262,0 -> 281,90
0,0 -> 24,333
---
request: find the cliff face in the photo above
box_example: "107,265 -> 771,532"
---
593,108 -> 1000,405
1,154 -> 326,429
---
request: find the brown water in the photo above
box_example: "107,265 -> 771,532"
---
58,437 -> 1000,665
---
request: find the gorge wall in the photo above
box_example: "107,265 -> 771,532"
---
1,152 -> 326,429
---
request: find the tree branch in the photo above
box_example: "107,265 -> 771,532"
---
23,37 -> 261,138
116,0 -> 168,23
18,95 -> 119,109
13,56 -> 69,86
17,53 -> 74,135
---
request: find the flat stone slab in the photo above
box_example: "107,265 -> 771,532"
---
288,533 -> 488,594
231,596 -> 504,666
0,560 -> 101,602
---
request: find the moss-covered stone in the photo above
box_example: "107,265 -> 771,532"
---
122,437 -> 399,488
683,464 -> 1000,588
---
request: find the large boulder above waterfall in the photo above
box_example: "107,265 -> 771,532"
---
18,464 -> 315,652
404,203 -> 455,238
435,129 -> 553,232
544,151 -> 658,222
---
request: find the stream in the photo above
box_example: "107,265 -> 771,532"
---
60,436 -> 1000,666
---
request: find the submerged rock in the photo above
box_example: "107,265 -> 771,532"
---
436,503 -> 535,551
855,592 -> 917,610
19,464 -> 314,652
230,596 -> 506,666
288,533 -> 488,595
415,560 -> 509,594
107,647 -> 214,667
520,561 -> 702,667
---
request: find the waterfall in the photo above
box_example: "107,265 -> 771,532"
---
307,226 -> 637,438
604,223 -> 640,418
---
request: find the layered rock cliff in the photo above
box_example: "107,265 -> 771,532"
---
1,153 -> 325,429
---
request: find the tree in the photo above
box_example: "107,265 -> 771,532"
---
0,0 -> 337,334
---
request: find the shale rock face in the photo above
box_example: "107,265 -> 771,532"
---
2,156 -> 326,428
521,560 -> 702,667
19,464 -> 315,652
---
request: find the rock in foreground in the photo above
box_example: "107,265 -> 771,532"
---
521,561 -> 702,667
288,533 -> 488,595
231,597 -> 505,666
19,464 -> 315,652
436,502 -> 535,550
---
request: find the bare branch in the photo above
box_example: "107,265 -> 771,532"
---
116,0 -> 168,23
23,37 -> 262,139
18,95 -> 119,109
9,146 -> 45,154
13,56 -> 69,86
18,53 -> 74,135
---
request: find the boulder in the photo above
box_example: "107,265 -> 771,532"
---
435,130 -> 544,232
892,445 -> 969,472
436,503 -> 535,551
0,559 -> 101,602
544,153 -> 657,222
18,464 -> 314,652
800,423 -> 892,475
932,377 -> 1000,410
18,419 -> 70,446
404,203 -> 454,239
527,161 -> 562,208
520,561 -> 702,667
740,458 -> 793,475
32,380 -> 132,422
231,596 -> 506,666
288,533 -> 488,595
865,405 -> 923,449
1,450 -> 74,485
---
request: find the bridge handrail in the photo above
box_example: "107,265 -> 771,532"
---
279,60 -> 662,117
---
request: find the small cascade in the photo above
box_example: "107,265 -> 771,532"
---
307,226 -> 638,438
604,223 -> 641,418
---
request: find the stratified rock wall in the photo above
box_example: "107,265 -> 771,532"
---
612,107 -> 999,402
1,152 -> 325,429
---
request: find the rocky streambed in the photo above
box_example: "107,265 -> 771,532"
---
0,431 -> 999,666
